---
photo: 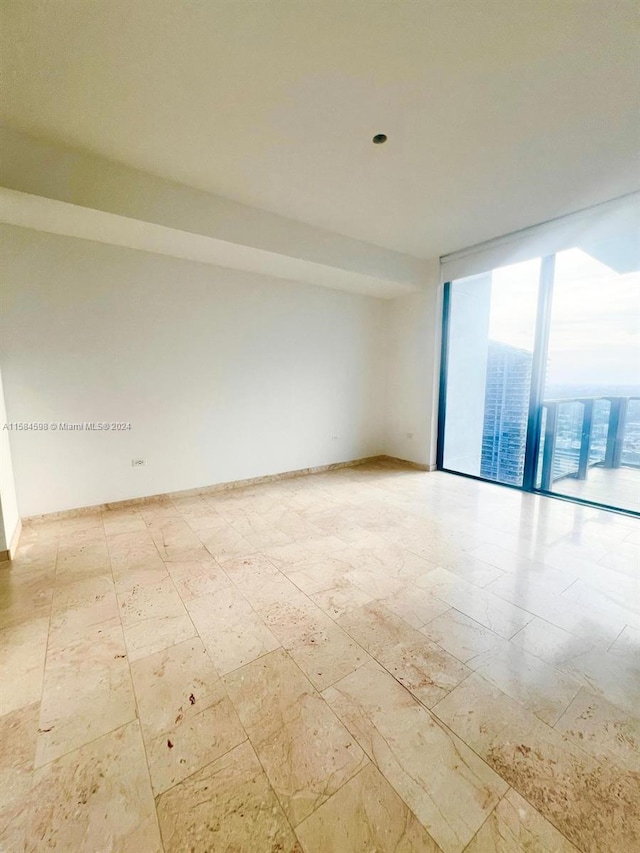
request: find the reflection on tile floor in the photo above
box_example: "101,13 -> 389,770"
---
1,461 -> 638,852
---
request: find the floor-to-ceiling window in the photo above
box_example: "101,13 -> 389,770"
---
441,259 -> 540,487
438,198 -> 640,515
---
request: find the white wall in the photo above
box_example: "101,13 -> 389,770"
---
384,260 -> 442,468
0,225 -> 386,516
0,366 -> 20,548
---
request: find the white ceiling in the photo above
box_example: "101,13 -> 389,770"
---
2,0 -> 639,259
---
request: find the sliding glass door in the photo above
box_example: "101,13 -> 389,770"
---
535,247 -> 640,512
439,228 -> 640,515
441,260 -> 540,487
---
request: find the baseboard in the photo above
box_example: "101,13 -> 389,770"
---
0,518 -> 23,562
378,455 -> 435,472
24,454 -> 424,524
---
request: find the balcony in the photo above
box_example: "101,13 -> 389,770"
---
538,396 -> 640,513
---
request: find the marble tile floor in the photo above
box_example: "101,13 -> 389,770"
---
0,460 -> 638,852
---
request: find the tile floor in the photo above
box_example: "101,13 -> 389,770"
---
1,460 -> 638,852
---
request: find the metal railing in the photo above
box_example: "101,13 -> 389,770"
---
538,396 -> 640,490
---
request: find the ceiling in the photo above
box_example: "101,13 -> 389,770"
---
1,0 -> 639,259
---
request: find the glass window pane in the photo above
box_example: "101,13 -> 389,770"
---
537,241 -> 640,513
443,259 -> 540,486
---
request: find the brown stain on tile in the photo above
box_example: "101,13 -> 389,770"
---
486,741 -> 640,853
566,722 -> 638,751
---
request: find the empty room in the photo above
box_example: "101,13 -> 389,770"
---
0,2 -> 638,851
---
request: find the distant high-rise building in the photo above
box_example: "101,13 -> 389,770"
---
481,341 -> 533,485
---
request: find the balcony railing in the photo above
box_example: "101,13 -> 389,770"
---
538,396 -> 640,490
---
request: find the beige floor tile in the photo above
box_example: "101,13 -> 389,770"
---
0,616 -> 49,716
465,788 -> 580,852
27,721 -> 162,852
609,623 -> 640,657
421,608 -> 510,665
286,621 -> 372,690
0,702 -> 39,853
169,493 -> 215,518
380,585 -> 450,629
226,555 -> 310,610
36,620 -> 137,767
197,522 -> 256,562
183,508 -> 229,531
54,542 -> 111,584
147,517 -> 210,561
433,673 -> 640,853
57,512 -> 104,534
259,597 -> 370,689
156,741 -> 301,852
4,461 -> 638,853
130,637 -> 221,736
338,602 -> 469,706
436,552 -> 505,587
262,540 -> 333,574
224,649 -> 367,825
238,572 -> 309,610
166,557 -> 231,601
295,763 -> 441,853
344,566 -> 407,599
118,574 -> 196,657
118,575 -> 185,626
468,542 -> 577,593
137,499 -> 182,524
558,645 -> 640,716
509,617 -> 596,665
469,644 -> 581,725
563,573 -> 639,618
597,539 -> 640,575
123,611 -> 197,662
484,573 -> 624,645
146,696 -> 246,794
291,532 -> 351,556
335,543 -> 434,581
187,587 -> 280,673
49,573 -> 118,646
106,530 -> 163,573
337,601 -> 417,656
324,661 -> 507,853
310,582 -> 374,619
286,555 -> 353,592
101,509 -> 147,535
18,523 -> 60,551
379,637 -> 470,708
417,568 -> 534,639
0,563 -> 55,630
112,557 -> 170,595
238,524 -> 295,551
555,686 -> 640,771
132,639 -> 246,793
259,597 -> 335,646
223,647 -> 311,739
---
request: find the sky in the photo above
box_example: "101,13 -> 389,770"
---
487,248 -> 640,389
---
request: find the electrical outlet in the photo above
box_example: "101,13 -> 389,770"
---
131,458 -> 146,467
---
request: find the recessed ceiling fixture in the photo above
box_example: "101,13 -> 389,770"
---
372,133 -> 387,144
